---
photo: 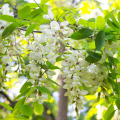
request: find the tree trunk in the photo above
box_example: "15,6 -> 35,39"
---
57,75 -> 68,120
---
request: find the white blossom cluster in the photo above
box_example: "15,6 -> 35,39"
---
0,4 -> 74,104
0,4 -> 17,88
98,41 -> 119,63
61,40 -> 119,110
25,9 -> 74,103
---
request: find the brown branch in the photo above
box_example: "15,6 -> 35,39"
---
17,28 -> 42,33
0,91 -> 12,103
0,91 -> 16,107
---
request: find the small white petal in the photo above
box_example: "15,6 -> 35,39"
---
50,21 -> 60,30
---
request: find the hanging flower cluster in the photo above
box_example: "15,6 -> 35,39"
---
0,4 -> 74,104
0,4 -> 16,88
61,40 -> 119,111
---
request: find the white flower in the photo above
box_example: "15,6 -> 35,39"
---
50,21 -> 60,30
29,73 -> 39,79
29,79 -> 35,84
2,4 -> 14,16
87,64 -> 99,74
80,90 -> 88,95
0,43 -> 6,54
43,8 -> 54,20
105,49 -> 113,56
2,55 -> 10,64
43,15 -> 50,19
60,21 -> 69,27
39,25 -> 50,29
42,29 -> 55,35
48,8 -> 54,19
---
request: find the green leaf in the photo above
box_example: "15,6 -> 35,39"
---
88,22 -> 96,29
118,12 -> 120,23
13,97 -> 26,115
36,86 -> 51,94
87,51 -> 102,58
108,56 -> 119,67
85,51 -> 102,63
18,5 -> 31,19
14,82 -> 32,100
0,15 -> 16,22
116,100 -> 120,109
4,0 -> 9,2
65,16 -> 74,25
96,16 -> 105,30
105,10 -> 114,20
95,30 -> 105,51
46,61 -> 60,69
13,92 -> 26,101
70,28 -> 93,40
16,115 -> 28,120
0,103 -> 13,110
23,57 -> 29,65
17,20 -> 30,26
78,19 -> 88,26
110,14 -> 120,28
41,0 -> 49,4
27,8 -> 43,20
2,22 -> 18,39
33,101 -> 44,115
20,82 -> 32,94
25,24 -> 37,36
47,78 -> 60,87
56,57 -> 65,62
26,86 -> 36,97
104,104 -> 115,120
106,34 -> 114,40
107,19 -> 119,32
25,3 -> 38,8
14,97 -> 26,110
40,4 -> 48,14
87,18 -> 95,22
21,104 -> 33,116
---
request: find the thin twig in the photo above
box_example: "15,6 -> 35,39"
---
33,0 -> 45,14
17,28 -> 42,33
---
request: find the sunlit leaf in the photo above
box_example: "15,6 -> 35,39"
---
104,104 -> 115,120
96,16 -> 105,30
33,101 -> 44,115
0,103 -> 13,110
25,24 -> 38,36
0,15 -> 16,22
36,86 -> 51,94
21,104 -> 33,116
18,5 -> 31,19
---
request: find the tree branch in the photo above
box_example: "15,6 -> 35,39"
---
17,28 -> 42,33
0,91 -> 16,107
0,91 -> 12,103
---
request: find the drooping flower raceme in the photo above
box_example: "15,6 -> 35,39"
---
61,48 -> 108,111
23,11 -> 73,103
